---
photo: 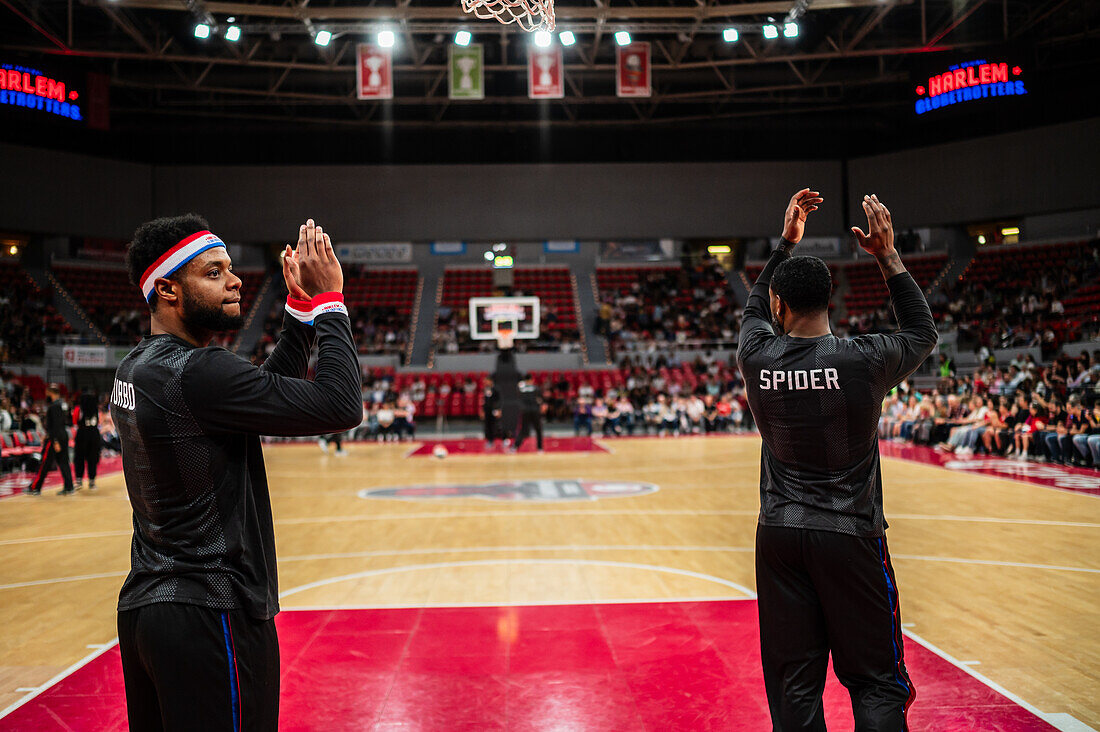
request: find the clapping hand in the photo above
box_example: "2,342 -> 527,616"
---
782,188 -> 823,244
282,219 -> 344,299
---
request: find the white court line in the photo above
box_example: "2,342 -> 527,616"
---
902,629 -> 1096,732
890,553 -> 1100,575
278,558 -> 759,600
278,544 -> 755,563
0,571 -> 129,591
0,638 -> 118,721
1,512 -> 1094,549
0,530 -> 131,546
4,545 -> 1099,592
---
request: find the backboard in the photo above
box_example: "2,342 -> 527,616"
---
469,296 -> 540,340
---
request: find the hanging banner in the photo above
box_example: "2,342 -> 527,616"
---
527,46 -> 564,99
449,45 -> 484,100
357,44 -> 393,100
616,43 -> 651,98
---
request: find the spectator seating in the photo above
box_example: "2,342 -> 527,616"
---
51,262 -> 265,344
0,260 -> 71,362
596,261 -> 736,349
843,254 -> 948,316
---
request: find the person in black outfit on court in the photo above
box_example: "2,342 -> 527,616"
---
481,377 -> 502,449
513,375 -> 545,452
73,390 -> 102,490
111,216 -> 361,732
24,383 -> 75,496
737,190 -> 938,731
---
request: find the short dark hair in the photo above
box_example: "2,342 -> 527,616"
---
126,214 -> 211,311
770,256 -> 833,314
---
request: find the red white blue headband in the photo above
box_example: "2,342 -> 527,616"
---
140,230 -> 227,302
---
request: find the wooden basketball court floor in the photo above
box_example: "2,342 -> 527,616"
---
0,435 -> 1097,730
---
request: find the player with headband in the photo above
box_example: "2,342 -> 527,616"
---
110,214 -> 362,731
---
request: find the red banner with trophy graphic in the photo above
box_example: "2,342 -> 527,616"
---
616,42 -> 651,98
357,44 -> 393,100
527,46 -> 564,99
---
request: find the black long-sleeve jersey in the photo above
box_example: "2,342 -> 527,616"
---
44,397 -> 70,444
110,306 -> 362,620
736,243 -> 937,537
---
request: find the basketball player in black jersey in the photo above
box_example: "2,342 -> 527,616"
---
738,190 -> 937,731
111,216 -> 362,731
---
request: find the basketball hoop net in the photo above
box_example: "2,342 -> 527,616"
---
461,0 -> 555,32
496,328 -> 516,349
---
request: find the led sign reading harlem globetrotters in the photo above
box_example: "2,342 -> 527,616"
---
0,63 -> 84,121
914,59 -> 1027,116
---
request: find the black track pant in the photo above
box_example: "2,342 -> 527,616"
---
73,427 -> 102,481
30,438 -> 74,492
756,524 -> 915,731
514,412 -> 543,451
118,603 -> 280,732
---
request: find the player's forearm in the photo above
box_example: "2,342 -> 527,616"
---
874,249 -> 906,280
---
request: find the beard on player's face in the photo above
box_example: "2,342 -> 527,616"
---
180,283 -> 244,332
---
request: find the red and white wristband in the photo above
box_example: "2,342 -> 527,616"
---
285,292 -> 348,325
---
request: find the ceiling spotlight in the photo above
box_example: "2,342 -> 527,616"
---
977,234 -> 986,245
762,24 -> 779,40
783,22 -> 799,38
455,29 -> 472,46
378,29 -> 395,47
225,25 -> 241,42
314,29 -> 332,46
226,16 -> 234,22
615,30 -> 631,46
484,251 -> 495,261
722,27 -> 739,43
194,23 -> 211,39
534,30 -> 552,47
559,30 -> 576,46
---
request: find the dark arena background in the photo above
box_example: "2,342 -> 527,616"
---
2,0 -> 1100,729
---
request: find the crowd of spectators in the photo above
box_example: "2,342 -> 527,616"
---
570,355 -> 748,437
880,351 -> 1100,467
931,240 -> 1100,357
596,255 -> 739,360
0,263 -> 70,363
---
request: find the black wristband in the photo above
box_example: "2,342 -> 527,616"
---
777,238 -> 796,254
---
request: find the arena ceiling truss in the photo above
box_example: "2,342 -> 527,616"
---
1,0 -> 1097,130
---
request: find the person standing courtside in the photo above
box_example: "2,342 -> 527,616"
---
23,383 -> 75,496
72,389 -> 102,490
737,190 -> 938,731
111,216 -> 361,731
512,375 -> 545,452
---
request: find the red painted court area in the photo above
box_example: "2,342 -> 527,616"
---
878,441 -> 1100,496
2,600 -> 1055,731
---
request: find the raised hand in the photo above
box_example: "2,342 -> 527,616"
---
290,219 -> 344,298
281,246 -> 309,301
852,194 -> 905,278
851,194 -> 895,257
782,188 -> 823,244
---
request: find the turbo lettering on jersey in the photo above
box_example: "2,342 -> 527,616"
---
759,368 -> 840,391
111,378 -> 136,410
914,59 -> 1027,116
